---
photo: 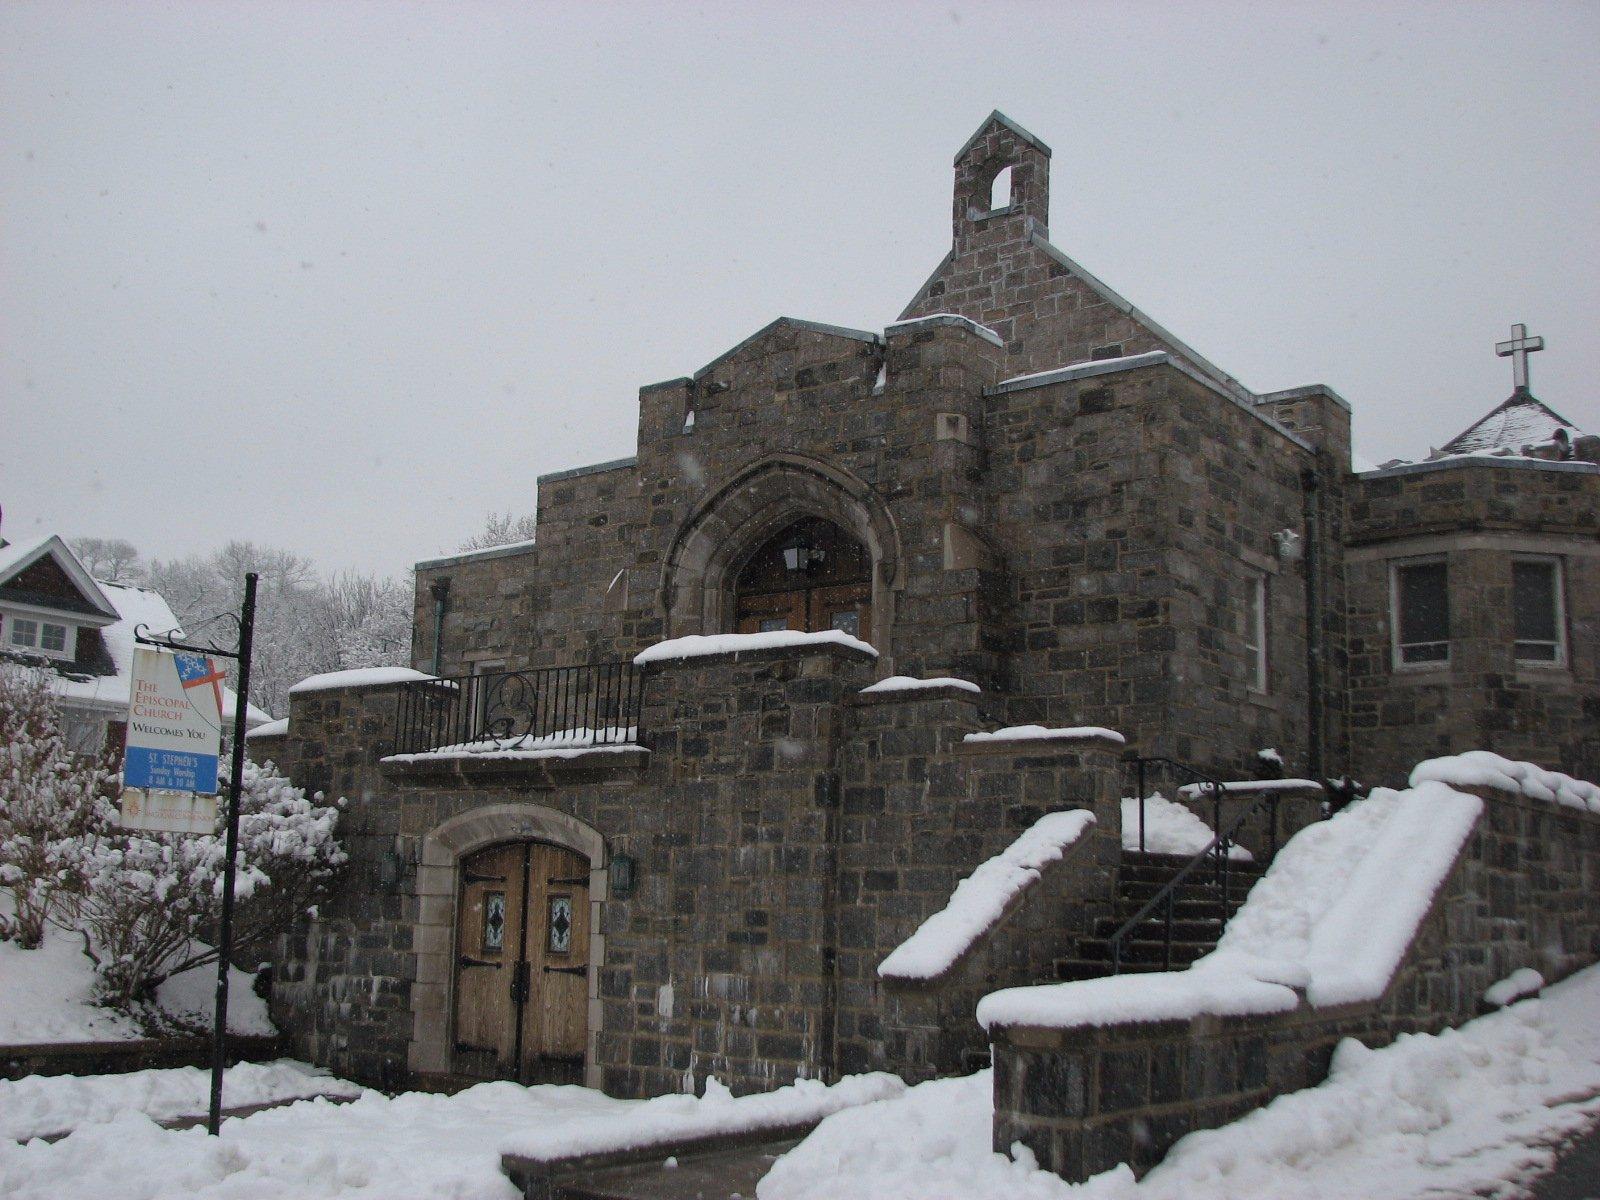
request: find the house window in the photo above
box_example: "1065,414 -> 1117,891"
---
1245,574 -> 1269,693
1512,557 -> 1565,666
7,617 -> 75,661
1392,558 -> 1450,667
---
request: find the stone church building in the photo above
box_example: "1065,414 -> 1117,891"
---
255,113 -> 1598,1100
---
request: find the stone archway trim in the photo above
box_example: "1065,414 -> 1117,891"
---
659,453 -> 903,655
409,803 -> 609,1089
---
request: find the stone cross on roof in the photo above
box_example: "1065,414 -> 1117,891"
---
1495,322 -> 1545,393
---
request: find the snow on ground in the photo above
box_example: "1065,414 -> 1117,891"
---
879,811 -> 1096,981
0,1073 -> 899,1200
1121,792 -> 1252,861
0,1060 -> 360,1142
762,963 -> 1600,1200
0,909 -> 271,1044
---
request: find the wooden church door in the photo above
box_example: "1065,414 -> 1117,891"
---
734,517 -> 872,639
452,841 -> 590,1084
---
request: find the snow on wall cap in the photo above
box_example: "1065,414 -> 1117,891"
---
859,675 -> 981,695
1408,750 -> 1600,813
880,810 -> 1095,982
634,629 -> 877,666
288,666 -> 437,696
245,717 -> 289,739
963,724 -> 1125,745
883,313 -> 1004,348
977,965 -> 1299,1031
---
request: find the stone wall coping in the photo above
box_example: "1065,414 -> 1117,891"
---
536,455 -> 641,486
287,667 -> 437,696
1256,382 -> 1353,414
501,1120 -> 820,1199
690,316 -> 883,384
849,682 -> 984,708
1356,455 -> 1600,481
414,538 -> 541,571
885,312 -> 1005,348
378,746 -> 649,784
956,726 -> 1126,756
635,630 -> 878,670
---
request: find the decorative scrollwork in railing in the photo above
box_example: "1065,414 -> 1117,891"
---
393,661 -> 644,757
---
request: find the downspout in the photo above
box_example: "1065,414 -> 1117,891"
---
429,577 -> 451,676
1300,469 -> 1324,780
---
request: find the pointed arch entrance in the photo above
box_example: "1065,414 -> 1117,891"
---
660,454 -> 902,653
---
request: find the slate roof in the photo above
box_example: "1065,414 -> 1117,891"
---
1437,390 -> 1586,457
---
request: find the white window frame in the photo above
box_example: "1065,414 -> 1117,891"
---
1511,555 -> 1567,668
1390,556 -> 1451,670
3,612 -> 77,662
1244,573 -> 1269,694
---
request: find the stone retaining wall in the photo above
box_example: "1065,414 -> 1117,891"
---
989,781 -> 1600,1182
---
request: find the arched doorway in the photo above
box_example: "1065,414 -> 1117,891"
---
451,839 -> 590,1084
733,516 -> 872,638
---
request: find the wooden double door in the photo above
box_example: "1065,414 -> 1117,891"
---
452,841 -> 589,1084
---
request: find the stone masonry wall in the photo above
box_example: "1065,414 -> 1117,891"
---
990,782 -> 1600,1182
1345,461 -> 1600,785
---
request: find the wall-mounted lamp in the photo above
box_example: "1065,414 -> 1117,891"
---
608,852 -> 637,900
378,838 -> 415,890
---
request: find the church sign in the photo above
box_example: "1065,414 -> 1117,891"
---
119,646 -> 225,834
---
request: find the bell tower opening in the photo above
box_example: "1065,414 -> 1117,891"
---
733,516 -> 872,639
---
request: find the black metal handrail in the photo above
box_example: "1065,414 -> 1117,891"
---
1111,755 -> 1294,975
393,661 -> 644,757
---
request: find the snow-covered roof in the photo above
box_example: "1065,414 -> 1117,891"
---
1435,391 -> 1587,457
0,535 -> 119,623
50,580 -> 272,726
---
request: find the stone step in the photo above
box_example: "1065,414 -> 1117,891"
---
1114,898 -> 1245,923
1054,957 -> 1170,982
1075,937 -> 1214,966
1118,880 -> 1255,907
1092,915 -> 1225,941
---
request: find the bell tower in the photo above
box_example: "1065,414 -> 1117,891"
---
950,110 -> 1052,245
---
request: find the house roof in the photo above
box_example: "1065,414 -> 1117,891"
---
49,578 -> 272,726
1436,390 -> 1587,457
0,535 -> 120,623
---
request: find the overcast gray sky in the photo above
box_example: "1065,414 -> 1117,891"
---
4,1 -> 1596,579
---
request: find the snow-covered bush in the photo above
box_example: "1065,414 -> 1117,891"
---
69,757 -> 347,1014
0,666 -> 117,948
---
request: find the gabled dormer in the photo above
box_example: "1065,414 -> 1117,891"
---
0,535 -> 120,665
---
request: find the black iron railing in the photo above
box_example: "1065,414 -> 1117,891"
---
1111,755 -> 1294,975
393,662 -> 644,757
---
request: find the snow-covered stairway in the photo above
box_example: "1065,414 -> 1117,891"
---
1054,850 -> 1268,981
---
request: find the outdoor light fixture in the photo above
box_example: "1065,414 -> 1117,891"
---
378,838 -> 414,890
608,852 -> 636,900
781,530 -> 825,574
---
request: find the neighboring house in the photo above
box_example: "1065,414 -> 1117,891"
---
0,534 -> 270,754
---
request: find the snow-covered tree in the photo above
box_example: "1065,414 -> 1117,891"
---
458,510 -> 537,552
69,756 -> 347,1013
68,536 -> 143,582
0,666 -> 117,948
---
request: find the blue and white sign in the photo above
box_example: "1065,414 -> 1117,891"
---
120,647 -> 224,833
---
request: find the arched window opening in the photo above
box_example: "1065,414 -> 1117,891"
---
988,165 -> 1013,212
733,516 -> 871,639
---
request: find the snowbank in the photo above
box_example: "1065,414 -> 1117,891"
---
287,667 -> 436,695
963,725 -> 1124,745
0,908 -> 272,1044
859,675 -> 981,695
633,630 -> 877,665
1,1061 -> 360,1142
1121,793 -> 1252,861
500,1072 -> 904,1162
880,811 -> 1096,982
767,964 -> 1600,1200
1410,750 -> 1600,813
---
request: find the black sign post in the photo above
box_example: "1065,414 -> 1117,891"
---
133,571 -> 258,1136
